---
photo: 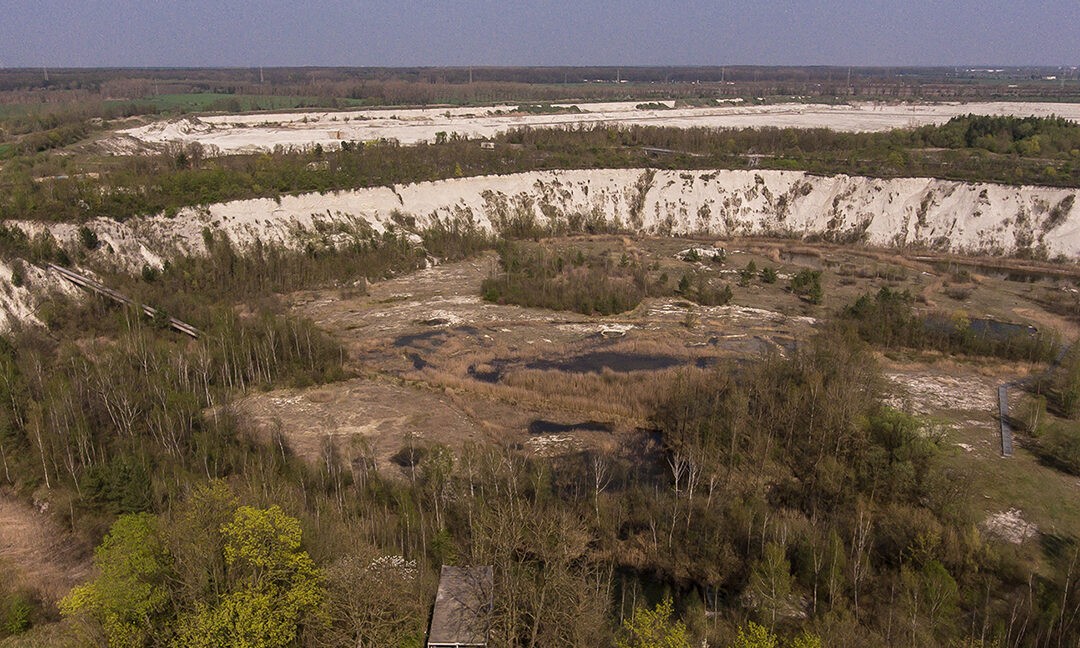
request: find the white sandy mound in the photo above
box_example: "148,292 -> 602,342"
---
0,261 -> 43,330
885,373 -> 998,415
982,509 -> 1038,544
0,260 -> 79,331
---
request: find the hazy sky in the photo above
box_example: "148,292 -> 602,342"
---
1,0 -> 1077,68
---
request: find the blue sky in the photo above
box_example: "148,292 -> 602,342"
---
0,0 -> 1077,67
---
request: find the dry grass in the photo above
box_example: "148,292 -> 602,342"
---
0,493 -> 90,604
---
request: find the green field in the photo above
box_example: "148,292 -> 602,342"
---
940,413 -> 1080,571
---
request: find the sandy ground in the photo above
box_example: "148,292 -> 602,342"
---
116,100 -> 1080,154
235,376 -> 495,470
884,372 -> 1001,416
0,494 -> 89,603
252,241 -> 1066,477
982,508 -> 1039,544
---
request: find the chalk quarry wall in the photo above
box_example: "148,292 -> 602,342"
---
3,169 -> 1079,329
65,169 -> 1080,261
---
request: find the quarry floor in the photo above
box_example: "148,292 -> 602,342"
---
9,236 -> 1080,615
229,238 -> 1080,559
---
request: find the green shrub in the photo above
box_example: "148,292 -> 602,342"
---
790,269 -> 823,304
77,225 -> 100,251
9,260 -> 25,288
842,287 -> 1057,362
3,592 -> 33,635
1036,422 -> 1080,475
83,455 -> 155,514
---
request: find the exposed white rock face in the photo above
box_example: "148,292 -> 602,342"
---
76,169 -> 1077,258
2,169 -> 1078,330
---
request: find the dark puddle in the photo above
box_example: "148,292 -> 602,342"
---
468,359 -> 511,383
393,330 -> 447,348
396,325 -> 483,350
707,335 -> 773,355
969,318 -> 1038,339
943,264 -> 1053,284
526,352 -> 683,374
528,419 -> 614,435
470,352 -> 704,384
924,315 -> 1038,342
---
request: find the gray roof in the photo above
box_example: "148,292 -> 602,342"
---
427,565 -> 494,647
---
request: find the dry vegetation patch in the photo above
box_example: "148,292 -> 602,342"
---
0,495 -> 89,604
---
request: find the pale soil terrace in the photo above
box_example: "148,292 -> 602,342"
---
116,100 -> 1080,154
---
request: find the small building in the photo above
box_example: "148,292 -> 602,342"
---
479,141 -> 496,150
427,565 -> 494,648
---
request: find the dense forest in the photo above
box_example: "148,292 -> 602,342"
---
3,214 -> 1080,646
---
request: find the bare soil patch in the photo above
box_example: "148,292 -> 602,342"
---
982,509 -> 1039,544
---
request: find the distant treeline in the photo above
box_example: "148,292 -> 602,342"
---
2,65 -> 1077,107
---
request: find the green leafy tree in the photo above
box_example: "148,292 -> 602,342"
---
175,505 -> 323,648
60,513 -> 172,647
730,621 -> 778,648
787,631 -> 822,648
167,480 -> 237,608
922,560 -> 958,626
615,597 -> 690,648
